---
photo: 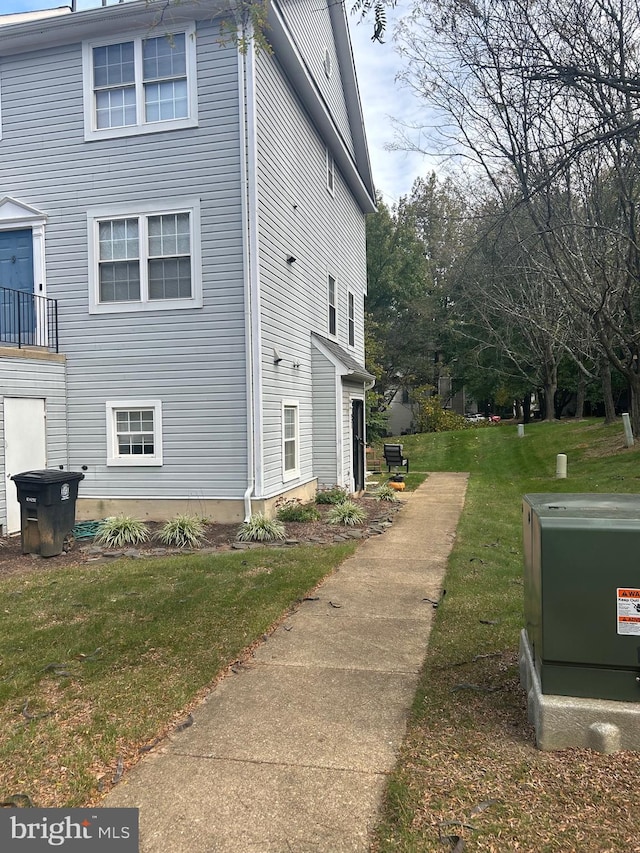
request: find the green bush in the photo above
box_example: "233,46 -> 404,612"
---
236,513 -> 286,542
157,515 -> 207,548
413,392 -> 468,433
326,500 -> 367,526
277,501 -> 321,522
315,486 -> 349,505
94,516 -> 150,548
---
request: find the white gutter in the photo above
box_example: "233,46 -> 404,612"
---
239,37 -> 264,521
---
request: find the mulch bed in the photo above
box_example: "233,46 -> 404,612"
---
0,495 -> 404,579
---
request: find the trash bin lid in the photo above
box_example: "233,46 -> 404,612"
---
11,469 -> 85,484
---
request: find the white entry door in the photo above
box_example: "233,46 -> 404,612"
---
5,397 -> 46,534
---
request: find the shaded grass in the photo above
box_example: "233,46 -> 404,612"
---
372,419 -> 640,852
0,543 -> 356,807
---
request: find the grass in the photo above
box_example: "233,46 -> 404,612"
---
372,419 -> 640,853
0,542 -> 356,807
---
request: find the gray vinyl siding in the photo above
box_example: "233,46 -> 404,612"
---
0,357 -> 67,531
311,347 -> 338,488
0,20 -> 248,500
342,380 -> 362,489
254,49 -> 368,496
278,0 -> 356,159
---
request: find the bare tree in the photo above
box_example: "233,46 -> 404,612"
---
397,0 -> 640,431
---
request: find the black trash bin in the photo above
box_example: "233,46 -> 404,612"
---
11,469 -> 85,557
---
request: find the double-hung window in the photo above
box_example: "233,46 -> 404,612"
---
106,400 -> 163,466
282,401 -> 300,480
348,291 -> 355,347
88,198 -> 202,314
326,148 -> 335,195
83,26 -> 197,140
328,274 -> 337,337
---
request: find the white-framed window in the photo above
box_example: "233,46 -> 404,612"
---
328,274 -> 337,337
87,198 -> 202,314
82,25 -> 197,141
348,291 -> 355,347
106,400 -> 163,466
282,400 -> 300,480
326,148 -> 335,195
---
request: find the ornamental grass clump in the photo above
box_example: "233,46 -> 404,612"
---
236,512 -> 286,542
373,484 -> 398,502
157,515 -> 207,548
326,500 -> 367,526
94,516 -> 150,548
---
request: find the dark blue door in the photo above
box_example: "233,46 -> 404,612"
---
0,230 -> 35,343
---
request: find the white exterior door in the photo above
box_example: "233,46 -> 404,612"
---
5,397 -> 46,534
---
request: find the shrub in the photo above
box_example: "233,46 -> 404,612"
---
315,486 -> 348,505
236,513 -> 286,542
372,484 -> 398,502
413,391 -> 468,433
94,516 -> 150,548
157,515 -> 207,548
326,500 -> 367,526
276,501 -> 321,522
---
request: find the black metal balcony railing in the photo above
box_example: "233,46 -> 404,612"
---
0,286 -> 59,353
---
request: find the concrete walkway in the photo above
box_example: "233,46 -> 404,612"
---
104,472 -> 469,852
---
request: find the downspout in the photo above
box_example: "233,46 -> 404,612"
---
239,38 -> 263,521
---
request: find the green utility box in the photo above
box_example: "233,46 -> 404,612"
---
523,493 -> 640,702
12,469 -> 84,558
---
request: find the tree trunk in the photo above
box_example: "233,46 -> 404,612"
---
541,382 -> 557,420
630,374 -> 640,438
523,394 -> 531,424
575,374 -> 586,419
599,359 -> 616,425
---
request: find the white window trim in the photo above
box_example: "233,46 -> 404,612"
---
326,148 -> 335,196
348,290 -> 355,348
282,399 -> 300,482
106,399 -> 163,467
87,197 -> 202,314
328,272 -> 337,338
82,24 -> 198,141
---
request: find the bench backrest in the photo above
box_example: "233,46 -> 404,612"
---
383,444 -> 404,463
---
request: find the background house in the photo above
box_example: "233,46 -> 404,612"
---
0,0 -> 375,534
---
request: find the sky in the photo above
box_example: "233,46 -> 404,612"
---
2,0 -> 432,204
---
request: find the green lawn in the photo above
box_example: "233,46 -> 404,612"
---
0,542 -> 356,807
372,419 -> 640,853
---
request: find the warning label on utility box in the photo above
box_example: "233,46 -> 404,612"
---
617,588 -> 640,635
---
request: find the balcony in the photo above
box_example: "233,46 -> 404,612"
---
0,286 -> 58,353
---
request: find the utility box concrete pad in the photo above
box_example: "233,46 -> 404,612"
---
523,493 -> 640,702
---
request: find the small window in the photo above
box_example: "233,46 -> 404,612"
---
88,198 -> 202,314
348,291 -> 355,347
328,275 -> 337,336
326,148 -> 335,195
323,48 -> 332,78
106,400 -> 163,466
83,26 -> 197,140
282,401 -> 300,480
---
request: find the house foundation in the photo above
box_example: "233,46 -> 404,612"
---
76,479 -> 318,524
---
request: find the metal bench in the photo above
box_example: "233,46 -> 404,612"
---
383,443 -> 409,474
